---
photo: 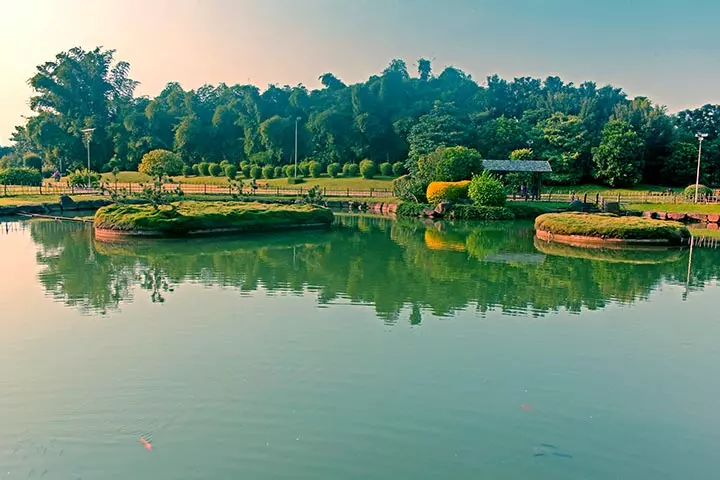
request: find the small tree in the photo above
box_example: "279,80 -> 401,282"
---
224,164 -> 238,179
379,162 -> 393,176
468,171 -> 506,207
327,162 -> 341,178
250,165 -> 262,179
392,161 -> 406,177
241,164 -> 251,178
592,120 -> 644,187
139,149 -> 184,176
139,169 -> 184,211
309,160 -> 323,178
262,165 -> 275,179
208,163 -> 223,176
198,162 -> 210,176
360,159 -> 377,179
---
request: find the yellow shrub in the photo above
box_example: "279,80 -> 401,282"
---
424,229 -> 466,251
426,180 -> 470,204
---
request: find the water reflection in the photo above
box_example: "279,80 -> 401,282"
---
25,215 -> 720,320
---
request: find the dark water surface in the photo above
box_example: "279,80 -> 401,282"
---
1,215 -> 719,479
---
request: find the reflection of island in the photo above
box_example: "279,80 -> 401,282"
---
30,215 -> 720,321
533,238 -> 685,264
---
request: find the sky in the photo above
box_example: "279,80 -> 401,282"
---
1,0 -> 719,143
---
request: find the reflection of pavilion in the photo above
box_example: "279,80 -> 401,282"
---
483,253 -> 545,265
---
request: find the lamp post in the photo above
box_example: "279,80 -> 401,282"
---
694,133 -> 708,203
294,117 -> 301,178
81,128 -> 96,189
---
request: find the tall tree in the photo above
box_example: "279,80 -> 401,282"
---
592,120 -> 644,187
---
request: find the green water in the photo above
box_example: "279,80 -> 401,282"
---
1,215 -> 719,479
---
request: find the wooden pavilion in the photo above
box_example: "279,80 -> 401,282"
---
481,160 -> 552,200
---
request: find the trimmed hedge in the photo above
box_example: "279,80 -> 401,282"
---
379,162 -> 393,177
426,180 -> 470,204
684,184 -> 713,199
309,160 -> 323,178
208,163 -> 223,177
359,159 -> 376,179
262,165 -> 275,179
342,163 -> 359,177
327,162 -> 341,178
139,149 -> 184,176
451,205 -> 514,221
224,164 -> 238,179
0,167 -> 43,186
392,161 -> 406,177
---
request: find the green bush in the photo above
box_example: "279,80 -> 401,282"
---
240,160 -> 249,169
101,163 -> 112,173
0,167 -> 43,186
191,164 -> 199,175
198,162 -> 210,176
224,164 -> 238,179
250,166 -> 262,179
343,163 -> 360,177
298,161 -> 310,176
262,165 -> 275,179
139,149 -> 185,176
359,159 -> 377,179
283,165 -> 296,178
241,165 -> 251,178
41,168 -> 54,179
327,162 -> 341,178
274,166 -> 284,178
468,171 -> 506,207
208,163 -> 223,177
684,184 -> 713,199
23,153 -> 43,171
396,202 -> 429,217
451,205 -> 514,220
309,160 -> 323,178
182,165 -> 193,177
392,174 -> 426,202
288,177 -> 305,185
66,169 -> 101,188
379,162 -> 393,176
220,160 -> 230,169
392,161 -> 406,177
250,151 -> 274,166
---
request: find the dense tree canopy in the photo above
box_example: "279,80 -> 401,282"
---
9,46 -> 720,186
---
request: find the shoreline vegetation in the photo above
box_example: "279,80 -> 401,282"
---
535,212 -> 691,247
93,201 -> 335,240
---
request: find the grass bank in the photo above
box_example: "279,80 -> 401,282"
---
0,194 -> 106,207
624,203 -> 720,214
94,201 -> 334,237
535,212 -> 690,243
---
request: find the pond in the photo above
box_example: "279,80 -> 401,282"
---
1,215 -> 719,479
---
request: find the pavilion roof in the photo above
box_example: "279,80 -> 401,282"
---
482,160 -> 552,173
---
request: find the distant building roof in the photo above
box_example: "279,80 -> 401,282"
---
482,160 -> 552,173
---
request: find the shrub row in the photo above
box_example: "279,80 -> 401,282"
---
0,167 -> 43,186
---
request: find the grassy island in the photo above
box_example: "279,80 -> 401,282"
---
535,212 -> 690,247
94,201 -> 334,240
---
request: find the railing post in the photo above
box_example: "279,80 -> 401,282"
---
347,188 -> 350,197
370,188 -> 373,198
204,184 -> 207,195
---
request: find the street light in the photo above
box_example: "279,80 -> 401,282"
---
294,117 -> 301,178
81,128 -> 96,189
694,133 -> 708,203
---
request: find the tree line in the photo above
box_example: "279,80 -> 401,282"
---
2,46 -> 719,187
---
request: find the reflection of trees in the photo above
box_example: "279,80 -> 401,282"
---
29,216 -> 720,320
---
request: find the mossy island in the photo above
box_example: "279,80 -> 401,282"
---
535,212 -> 690,247
94,201 -> 334,241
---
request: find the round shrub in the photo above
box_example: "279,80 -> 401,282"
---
208,163 -> 223,177
392,161 -> 407,177
309,160 -> 323,178
191,164 -> 199,175
250,165 -> 262,179
283,165 -> 296,178
139,149 -> 184,176
684,184 -> 713,199
198,162 -> 210,176
392,174 -> 426,202
327,162 -> 341,178
426,181 -> 471,205
262,165 -> 274,179
224,164 -> 238,179
298,161 -> 310,176
288,176 -> 305,185
359,159 -> 377,179
23,153 -> 43,171
468,171 -> 506,207
182,165 -> 193,177
379,162 -> 393,177
66,169 -> 101,188
0,167 -> 43,186
274,166 -> 284,178
343,163 -> 360,177
240,160 -> 249,169
220,160 -> 230,169
241,164 -> 251,178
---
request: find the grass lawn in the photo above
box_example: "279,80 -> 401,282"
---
94,201 -> 334,235
624,203 -> 720,214
688,226 -> 720,239
535,212 -> 690,243
0,194 -> 105,207
546,184 -> 681,195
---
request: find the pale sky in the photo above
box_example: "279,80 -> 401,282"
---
1,0 -> 719,144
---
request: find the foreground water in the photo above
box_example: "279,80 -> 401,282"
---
1,215 -> 719,479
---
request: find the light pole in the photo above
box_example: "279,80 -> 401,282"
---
81,128 -> 96,189
294,117 -> 301,178
694,133 -> 708,203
